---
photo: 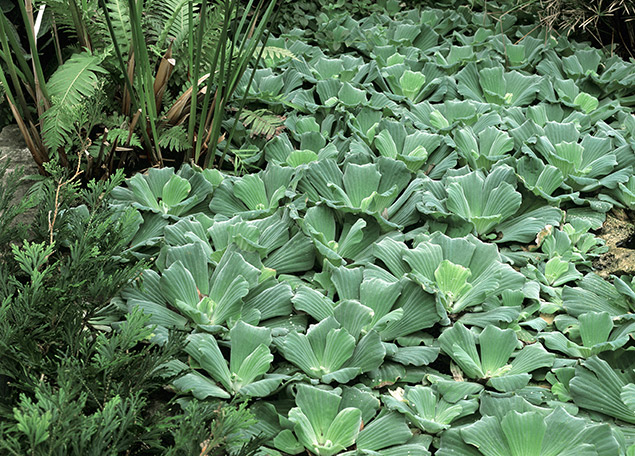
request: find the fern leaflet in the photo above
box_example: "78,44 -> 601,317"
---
255,46 -> 298,62
158,125 -> 189,152
107,128 -> 142,148
41,103 -> 80,151
239,108 -> 286,139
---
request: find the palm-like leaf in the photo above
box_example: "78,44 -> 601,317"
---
47,51 -> 107,106
97,0 -> 133,55
41,51 -> 107,150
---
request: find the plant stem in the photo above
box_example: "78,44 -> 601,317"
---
187,0 -> 209,160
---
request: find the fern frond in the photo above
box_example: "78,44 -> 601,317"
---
104,0 -> 133,56
45,0 -> 82,36
46,51 -> 107,106
46,0 -> 122,53
167,0 -> 224,89
200,2 -> 228,64
147,0 -> 193,50
158,125 -> 189,152
41,103 -> 80,151
256,46 -> 298,62
107,128 -> 141,148
239,108 -> 286,140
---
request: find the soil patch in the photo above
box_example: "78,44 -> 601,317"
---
592,209 -> 635,278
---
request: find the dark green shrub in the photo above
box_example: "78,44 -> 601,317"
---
0,165 -> 260,455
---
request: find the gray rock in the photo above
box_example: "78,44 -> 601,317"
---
0,124 -> 39,228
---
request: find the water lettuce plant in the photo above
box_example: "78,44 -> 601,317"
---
439,323 -> 555,392
275,384 -> 363,456
98,1 -> 635,454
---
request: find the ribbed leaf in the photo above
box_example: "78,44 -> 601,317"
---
47,51 -> 107,106
234,174 -> 269,211
461,415 -> 510,456
172,371 -> 230,400
229,321 -> 272,375
578,312 -> 613,347
322,329 -> 356,374
399,69 -> 426,101
574,92 -> 599,113
293,286 -> 335,321
570,356 -> 635,423
295,384 -> 341,441
185,333 -> 231,390
356,411 -> 412,451
164,243 -> 210,295
162,174 -> 191,207
342,163 -> 382,208
479,325 -> 516,376
439,323 -> 483,378
128,173 -> 161,211
160,261 -> 199,307
500,411 -> 545,456
323,408 -> 362,452
282,330 -> 321,376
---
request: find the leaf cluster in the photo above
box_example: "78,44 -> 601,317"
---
108,3 -> 635,455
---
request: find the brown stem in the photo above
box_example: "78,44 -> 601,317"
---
48,153 -> 83,246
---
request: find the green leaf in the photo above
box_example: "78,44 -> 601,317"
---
47,51 -> 107,106
322,328 -> 357,374
434,260 -> 473,303
479,325 -> 516,377
342,163 -> 382,208
185,333 -> 232,391
292,286 -> 336,321
445,166 -> 522,235
384,385 -> 476,434
375,129 -> 398,159
172,371 -> 231,400
287,149 -> 318,167
289,384 -> 362,456
430,109 -> 450,129
356,411 -> 412,451
404,232 -> 524,314
324,408 -> 362,451
439,323 -> 483,379
544,256 -> 570,285
128,173 -> 161,211
460,405 -> 620,456
578,312 -> 612,347
160,261 -> 199,308
165,243 -> 210,295
338,82 -> 367,106
461,415 -> 511,456
574,92 -> 599,113
570,356 -> 635,423
500,411 -> 545,456
281,317 -> 356,381
273,430 -> 304,455
234,174 -> 269,211
162,174 -> 191,208
229,321 -> 272,380
399,70 -> 426,101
